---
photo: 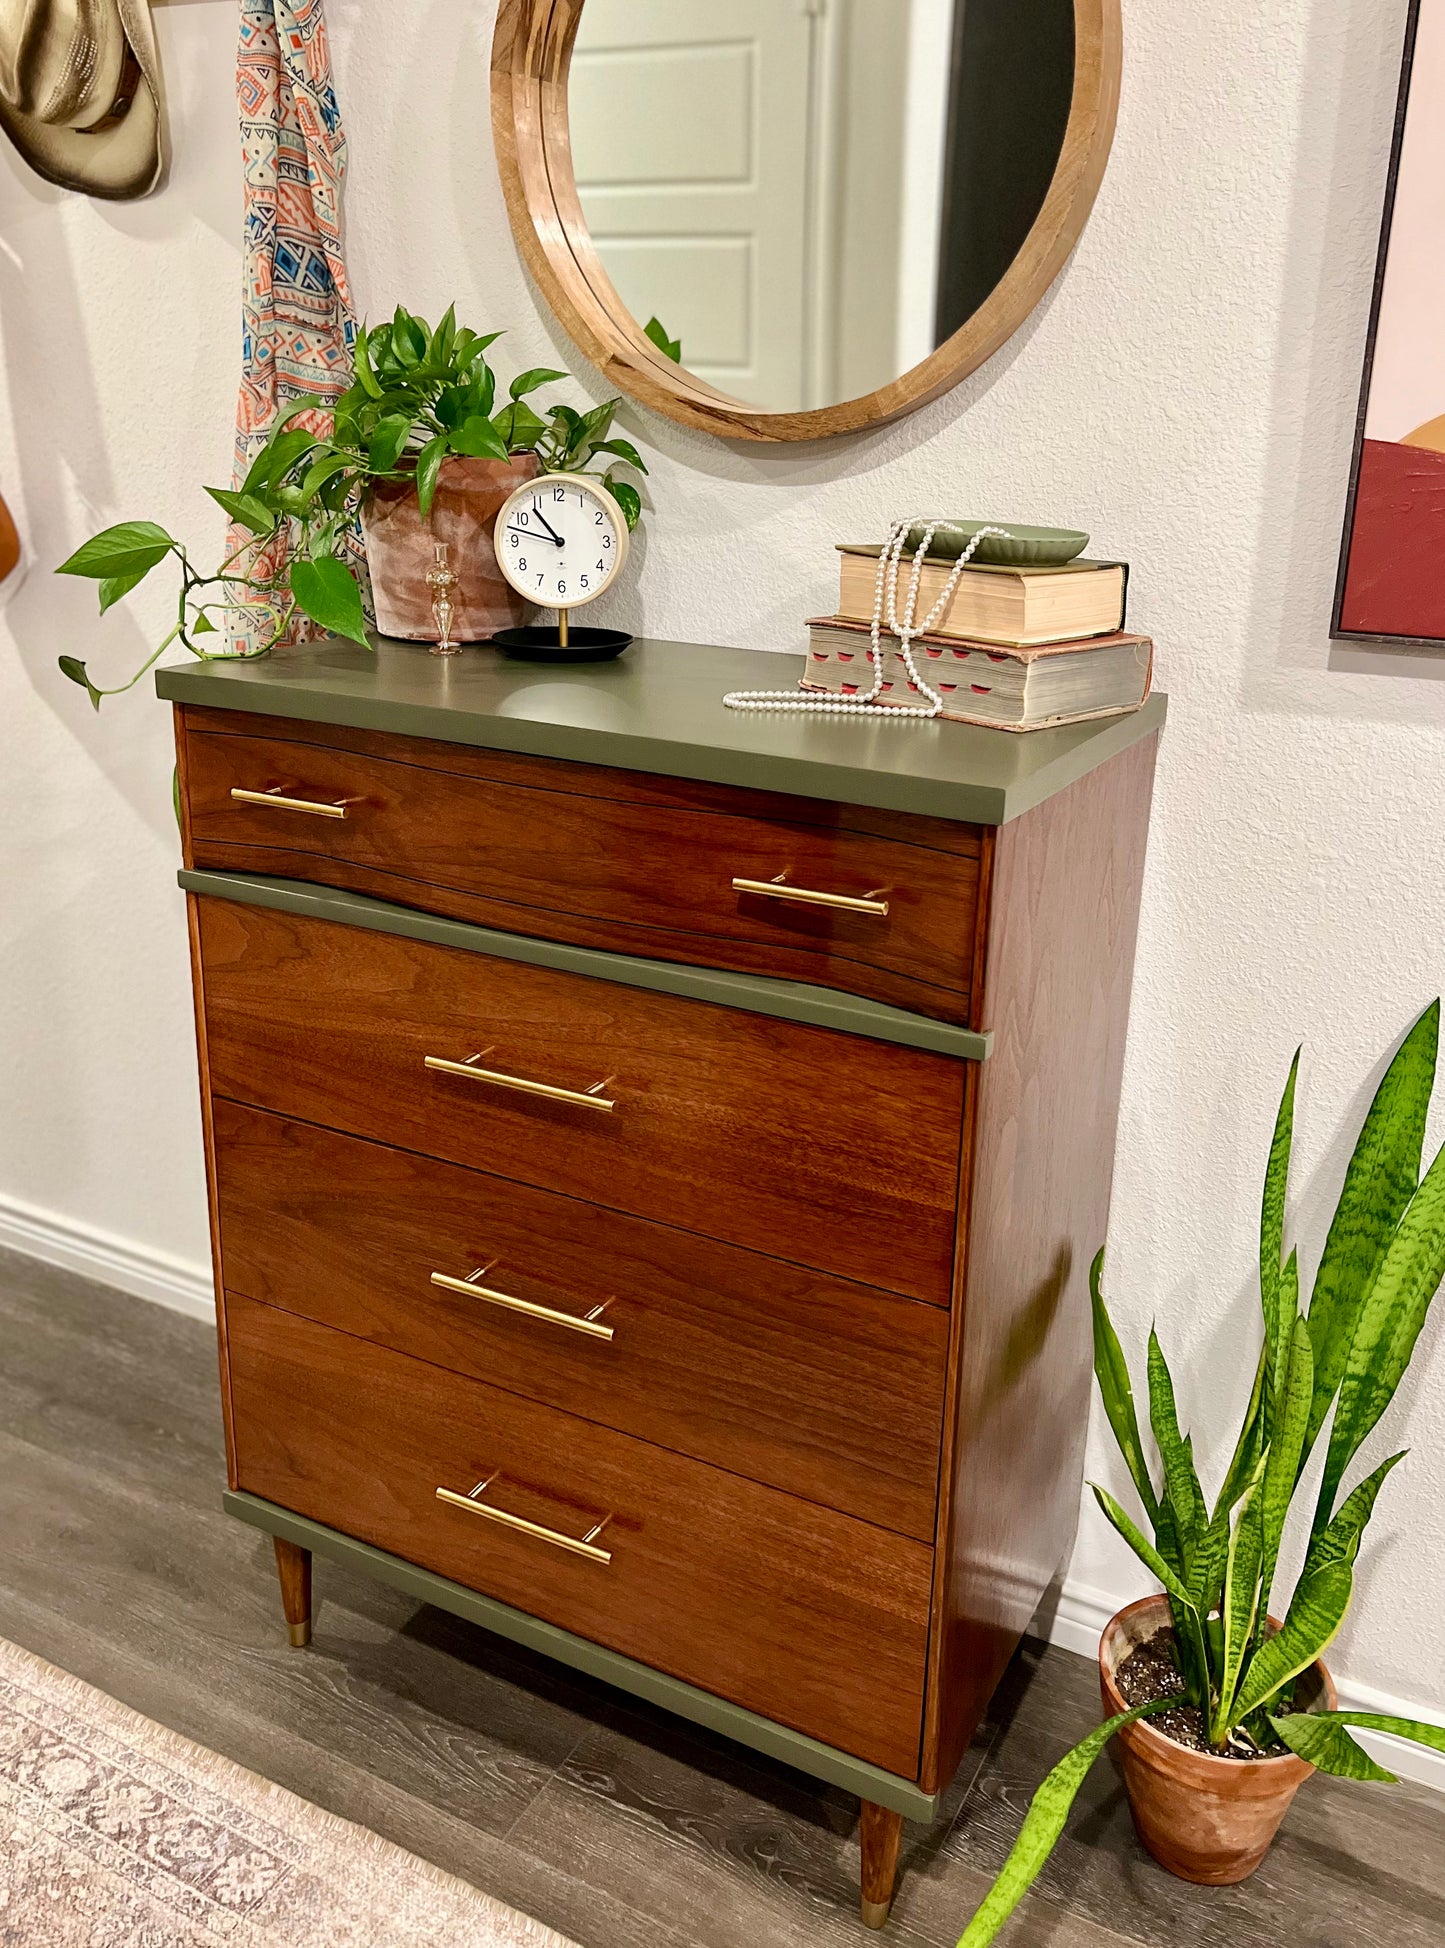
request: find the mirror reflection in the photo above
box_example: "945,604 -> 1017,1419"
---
568,0 -> 1075,415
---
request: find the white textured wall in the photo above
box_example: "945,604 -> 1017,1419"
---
4,0 -> 1444,1723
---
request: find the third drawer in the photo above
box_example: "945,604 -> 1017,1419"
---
213,1102 -> 949,1541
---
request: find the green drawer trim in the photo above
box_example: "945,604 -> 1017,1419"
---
224,1490 -> 940,1821
180,869 -> 990,1061
157,635 -> 1166,826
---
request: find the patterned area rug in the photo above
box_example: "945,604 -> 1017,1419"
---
0,1636 -> 576,1947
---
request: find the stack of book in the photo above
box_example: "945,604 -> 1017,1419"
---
801,543 -> 1153,732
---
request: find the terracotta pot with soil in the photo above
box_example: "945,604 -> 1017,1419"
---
1100,1595 -> 1336,1885
361,453 -> 539,643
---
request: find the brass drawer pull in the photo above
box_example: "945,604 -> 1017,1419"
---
230,785 -> 351,820
436,1474 -> 614,1564
430,1268 -> 615,1341
423,1051 -> 616,1113
732,873 -> 889,917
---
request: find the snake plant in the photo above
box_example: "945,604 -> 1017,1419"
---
960,1001 -> 1445,1946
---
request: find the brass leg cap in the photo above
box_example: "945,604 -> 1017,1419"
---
287,1621 -> 312,1649
860,1897 -> 892,1930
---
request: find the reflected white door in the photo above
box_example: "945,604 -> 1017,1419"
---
569,0 -> 819,413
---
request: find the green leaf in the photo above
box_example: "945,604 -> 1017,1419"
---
288,556 -> 369,648
956,1701 -> 1174,1947
1272,1708 -> 1445,1780
492,401 -> 546,451
605,476 -> 641,530
353,327 -> 383,399
432,301 -> 457,367
1258,1310 -> 1313,1615
549,404 -> 584,437
367,414 -> 415,473
1316,1127 -> 1445,1529
1233,1561 -> 1353,1722
1089,1249 -> 1160,1528
57,653 -> 103,710
204,485 -> 278,534
590,435 -> 648,474
1308,1002 -> 1438,1446
452,415 -> 510,461
241,425 -> 321,495
1212,1341 -> 1268,1523
97,567 -> 152,614
1212,1466 -> 1264,1741
1304,1451 -> 1405,1577
190,611 -> 217,634
1090,1484 -> 1197,1612
1261,1049 -> 1300,1435
414,434 -> 447,521
56,520 -> 175,580
1148,1330 -> 1206,1574
644,315 -> 682,362
391,305 -> 426,366
299,451 -> 355,503
510,365 -> 568,401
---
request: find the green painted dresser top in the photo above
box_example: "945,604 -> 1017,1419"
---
157,634 -> 1166,826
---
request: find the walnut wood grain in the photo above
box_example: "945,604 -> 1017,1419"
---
212,1103 -> 949,1539
859,1801 -> 905,1928
196,898 -> 963,1303
226,1294 -> 933,1774
920,732 -> 1159,1792
272,1536 -> 312,1648
489,0 -> 1121,442
182,719 -> 983,1024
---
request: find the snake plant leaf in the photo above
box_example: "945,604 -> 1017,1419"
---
1303,1451 -> 1405,1578
1315,1132 -> 1445,1532
1260,1049 -> 1300,1435
1233,1561 -> 1353,1722
1266,1712 -> 1398,1780
1147,1330 -> 1206,1570
957,1701 -> 1174,1948
1308,1001 -> 1437,1448
1258,1312 -> 1312,1616
1090,1484 -> 1198,1613
1212,1465 -> 1265,1740
1186,1489 -> 1235,1613
1274,1709 -> 1445,1780
1212,1340 -> 1268,1523
413,434 -> 447,521
288,557 -> 369,649
1090,1250 -> 1160,1527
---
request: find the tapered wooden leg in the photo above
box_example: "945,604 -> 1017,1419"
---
272,1537 -> 312,1648
859,1800 -> 904,1929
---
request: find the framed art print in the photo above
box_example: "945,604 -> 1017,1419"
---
1333,0 -> 1445,646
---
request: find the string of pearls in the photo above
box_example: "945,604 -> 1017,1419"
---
722,520 -> 1015,718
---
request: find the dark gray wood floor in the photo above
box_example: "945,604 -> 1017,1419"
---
3,1245 -> 1444,1947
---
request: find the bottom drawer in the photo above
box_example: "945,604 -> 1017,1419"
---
227,1295 -> 932,1775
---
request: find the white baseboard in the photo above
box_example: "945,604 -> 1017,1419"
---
0,1207 -> 1440,1795
0,1192 -> 214,1324
1045,1576 -> 1445,1795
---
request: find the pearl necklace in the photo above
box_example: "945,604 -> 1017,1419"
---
723,520 -> 1014,718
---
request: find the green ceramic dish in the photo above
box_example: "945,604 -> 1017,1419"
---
901,520 -> 1090,566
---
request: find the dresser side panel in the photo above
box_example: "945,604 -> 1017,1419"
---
923,731 -> 1158,1791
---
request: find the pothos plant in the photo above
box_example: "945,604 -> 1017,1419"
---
55,303 -> 648,710
961,1000 -> 1445,1946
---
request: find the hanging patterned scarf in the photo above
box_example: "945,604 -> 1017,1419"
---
227,0 -> 356,652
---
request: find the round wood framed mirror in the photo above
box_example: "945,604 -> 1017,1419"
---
491,0 -> 1121,443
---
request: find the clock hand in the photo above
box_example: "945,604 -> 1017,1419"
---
531,499 -> 566,546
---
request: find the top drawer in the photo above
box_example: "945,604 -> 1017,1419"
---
179,710 -> 985,1026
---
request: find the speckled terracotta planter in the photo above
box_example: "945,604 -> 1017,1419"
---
1100,1596 -> 1336,1885
361,453 -> 538,644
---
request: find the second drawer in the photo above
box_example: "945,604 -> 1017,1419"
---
196,895 -> 965,1303
213,1103 -> 949,1540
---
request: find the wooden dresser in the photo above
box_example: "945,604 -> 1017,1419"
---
159,636 -> 1163,1927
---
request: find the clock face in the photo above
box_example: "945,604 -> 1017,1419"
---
492,473 -> 629,611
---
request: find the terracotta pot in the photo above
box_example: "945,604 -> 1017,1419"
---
361,453 -> 538,644
1099,1595 -> 1336,1885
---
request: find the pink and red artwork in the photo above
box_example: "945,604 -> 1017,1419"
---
1334,0 -> 1445,645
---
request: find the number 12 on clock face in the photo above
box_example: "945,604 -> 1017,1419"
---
492,472 -> 631,612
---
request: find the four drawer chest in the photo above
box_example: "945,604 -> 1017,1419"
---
159,635 -> 1164,1927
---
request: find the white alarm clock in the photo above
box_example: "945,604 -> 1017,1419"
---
493,471 -> 629,614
